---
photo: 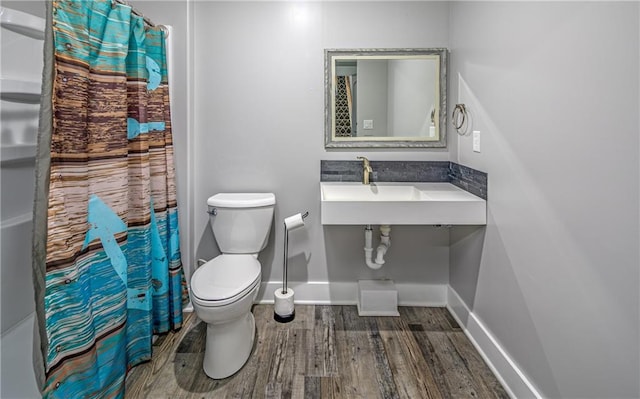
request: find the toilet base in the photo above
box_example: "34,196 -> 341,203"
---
202,311 -> 256,379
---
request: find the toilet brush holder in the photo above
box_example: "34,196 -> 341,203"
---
274,211 -> 308,323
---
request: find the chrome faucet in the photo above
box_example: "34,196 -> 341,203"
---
357,156 -> 373,184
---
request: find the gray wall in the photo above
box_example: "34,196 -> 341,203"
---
192,1 -> 451,287
387,59 -> 435,137
449,2 -> 640,398
357,60 -> 388,137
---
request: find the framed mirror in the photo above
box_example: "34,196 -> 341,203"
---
324,48 -> 447,148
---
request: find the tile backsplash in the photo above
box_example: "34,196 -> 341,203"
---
447,162 -> 487,200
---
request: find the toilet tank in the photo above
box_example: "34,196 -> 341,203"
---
207,193 -> 276,254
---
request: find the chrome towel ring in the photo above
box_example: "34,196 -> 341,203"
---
452,103 -> 469,135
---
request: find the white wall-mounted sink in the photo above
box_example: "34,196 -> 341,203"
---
320,182 -> 486,225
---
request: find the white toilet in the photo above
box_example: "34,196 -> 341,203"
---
189,192 -> 275,379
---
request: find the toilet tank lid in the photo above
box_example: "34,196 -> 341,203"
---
207,193 -> 275,208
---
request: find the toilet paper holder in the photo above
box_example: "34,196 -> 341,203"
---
282,211 -> 308,295
274,211 -> 308,323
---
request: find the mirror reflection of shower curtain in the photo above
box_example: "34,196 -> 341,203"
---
334,76 -> 352,137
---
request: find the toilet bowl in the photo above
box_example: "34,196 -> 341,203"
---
189,193 -> 275,379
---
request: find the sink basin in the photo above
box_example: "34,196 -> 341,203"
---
320,182 -> 486,225
321,184 -> 426,202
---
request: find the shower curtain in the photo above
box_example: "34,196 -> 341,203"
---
32,1 -> 187,398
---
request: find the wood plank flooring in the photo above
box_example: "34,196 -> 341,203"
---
125,305 -> 509,399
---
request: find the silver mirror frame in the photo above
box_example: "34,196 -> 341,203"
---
324,48 -> 448,149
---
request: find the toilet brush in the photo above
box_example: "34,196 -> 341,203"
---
274,211 -> 308,323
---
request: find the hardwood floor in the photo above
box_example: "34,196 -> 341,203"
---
125,305 -> 509,399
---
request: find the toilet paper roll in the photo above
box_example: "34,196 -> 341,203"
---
274,288 -> 295,316
284,213 -> 305,231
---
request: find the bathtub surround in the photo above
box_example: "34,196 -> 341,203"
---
321,160 -> 487,200
0,3 -> 44,398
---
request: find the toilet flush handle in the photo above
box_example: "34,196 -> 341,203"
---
207,208 -> 217,216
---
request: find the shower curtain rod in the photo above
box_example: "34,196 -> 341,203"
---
112,0 -> 168,37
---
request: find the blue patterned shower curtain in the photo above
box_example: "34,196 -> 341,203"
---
32,1 -> 187,398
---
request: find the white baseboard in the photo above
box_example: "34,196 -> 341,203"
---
257,281 -> 447,307
447,287 -> 542,399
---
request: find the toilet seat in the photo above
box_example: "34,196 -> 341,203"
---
191,254 -> 261,307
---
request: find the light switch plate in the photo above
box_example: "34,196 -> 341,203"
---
473,130 -> 481,153
363,119 -> 374,130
